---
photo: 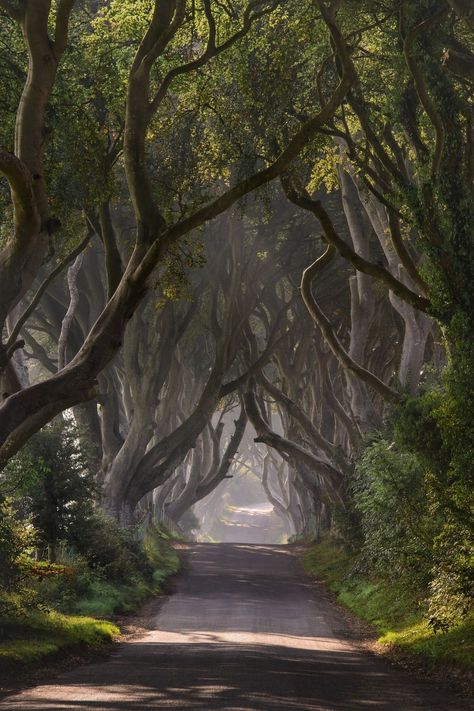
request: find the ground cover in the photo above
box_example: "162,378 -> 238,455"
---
0,524 -> 180,670
304,540 -> 474,669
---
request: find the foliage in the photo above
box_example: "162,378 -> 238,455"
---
0,516 -> 179,668
0,498 -> 33,591
143,523 -> 181,586
72,578 -> 151,617
0,610 -> 118,668
2,419 -> 96,561
0,0 -> 473,681
332,391 -> 473,633
304,540 -> 474,670
0,420 -> 180,667
351,435 -> 436,585
25,519 -> 180,617
392,382 -> 474,630
67,511 -> 152,582
427,523 -> 474,632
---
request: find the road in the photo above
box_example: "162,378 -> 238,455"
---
2,544 -> 470,710
218,503 -> 287,543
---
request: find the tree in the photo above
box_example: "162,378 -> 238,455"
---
4,419 -> 95,562
0,0 -> 350,469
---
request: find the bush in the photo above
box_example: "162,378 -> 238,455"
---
392,386 -> 474,629
351,436 -> 436,586
331,385 -> 473,632
143,523 -> 180,586
67,511 -> 152,582
428,523 -> 474,631
30,554 -> 93,612
0,498 -> 33,591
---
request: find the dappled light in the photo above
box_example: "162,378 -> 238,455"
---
1,647 -> 436,710
0,0 -> 472,706
195,469 -> 290,543
2,545 -> 467,711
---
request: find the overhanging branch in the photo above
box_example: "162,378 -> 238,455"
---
5,232 -> 91,353
300,244 -> 402,404
283,180 -> 431,314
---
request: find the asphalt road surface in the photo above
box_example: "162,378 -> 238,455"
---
2,544 -> 471,710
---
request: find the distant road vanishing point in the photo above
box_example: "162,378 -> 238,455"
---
1,544 -> 470,710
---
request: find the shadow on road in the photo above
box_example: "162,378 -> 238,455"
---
1,544 -> 470,710
2,643 -> 457,710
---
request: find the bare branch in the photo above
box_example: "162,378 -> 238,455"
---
195,404 -> 247,501
258,372 -> 339,463
6,232 -> 91,352
244,384 -> 343,499
283,180 -> 431,314
300,243 -> 402,403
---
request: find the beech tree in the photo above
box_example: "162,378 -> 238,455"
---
0,0 -> 351,469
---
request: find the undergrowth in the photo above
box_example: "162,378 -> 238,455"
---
0,520 -> 180,668
304,540 -> 474,669
0,610 -> 118,667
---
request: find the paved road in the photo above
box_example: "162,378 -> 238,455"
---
2,544 -> 471,710
219,503 -> 286,543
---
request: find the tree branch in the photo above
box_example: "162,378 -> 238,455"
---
284,180 -> 431,313
402,7 -> 449,179
0,152 -> 39,242
258,371 -> 339,463
317,0 -> 407,188
57,251 -> 85,371
300,243 -> 402,403
131,69 -> 351,286
196,404 -> 247,501
244,384 -> 343,499
149,0 -> 280,114
5,232 -> 91,352
446,0 -> 474,33
53,0 -> 77,59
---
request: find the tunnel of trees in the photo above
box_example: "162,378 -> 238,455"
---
0,0 -> 473,651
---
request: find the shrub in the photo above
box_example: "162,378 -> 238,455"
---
2,419 -> 96,563
143,523 -> 180,585
30,554 -> 93,612
67,511 -> 153,583
351,436 -> 435,586
0,498 -> 33,591
428,523 -> 474,631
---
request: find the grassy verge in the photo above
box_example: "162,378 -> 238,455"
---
72,541 -> 180,618
0,531 -> 180,670
0,610 -> 118,668
303,540 -> 474,669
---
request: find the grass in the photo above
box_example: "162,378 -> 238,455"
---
0,610 -> 118,666
72,578 -> 152,617
304,540 -> 474,669
0,530 -> 181,670
59,536 -> 181,619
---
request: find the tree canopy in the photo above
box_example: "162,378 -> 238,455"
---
0,0 -> 473,645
